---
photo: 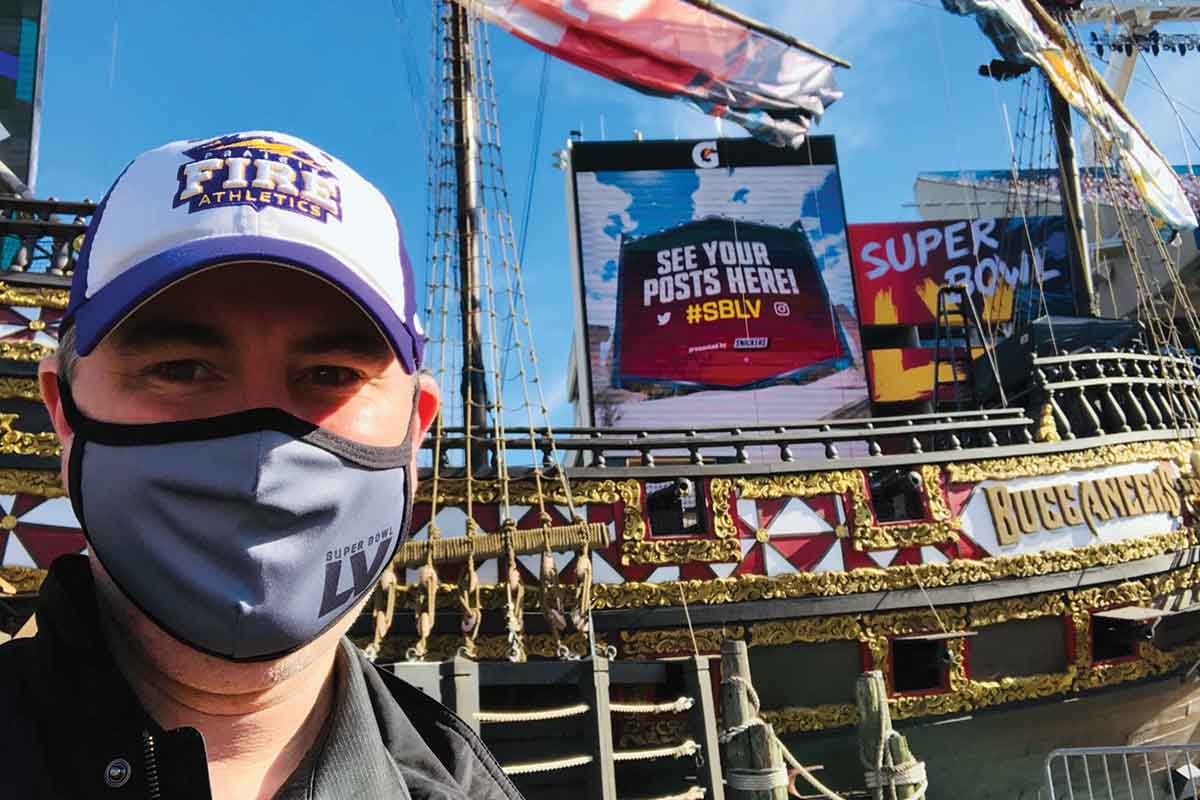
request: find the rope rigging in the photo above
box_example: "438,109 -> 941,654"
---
389,0 -> 597,664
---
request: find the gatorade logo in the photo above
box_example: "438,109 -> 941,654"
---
691,140 -> 719,169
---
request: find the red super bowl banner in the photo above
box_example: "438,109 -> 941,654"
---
614,218 -> 850,391
848,216 -> 1075,327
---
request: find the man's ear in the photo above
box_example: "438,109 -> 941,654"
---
38,355 -> 73,485
414,372 -> 441,443
38,355 -> 72,444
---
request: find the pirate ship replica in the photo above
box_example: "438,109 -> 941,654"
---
5,1 -> 1200,797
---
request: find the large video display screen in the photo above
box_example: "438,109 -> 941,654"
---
568,137 -> 867,429
0,0 -> 45,189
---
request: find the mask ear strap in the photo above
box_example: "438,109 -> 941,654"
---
56,377 -> 90,436
405,381 -> 423,448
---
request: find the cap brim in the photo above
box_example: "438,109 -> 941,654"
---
69,235 -> 421,373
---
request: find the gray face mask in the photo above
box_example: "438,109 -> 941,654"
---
59,380 -> 415,661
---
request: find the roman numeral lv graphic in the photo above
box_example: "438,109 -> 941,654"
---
318,537 -> 392,617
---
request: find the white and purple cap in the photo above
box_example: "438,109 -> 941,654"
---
63,130 -> 425,371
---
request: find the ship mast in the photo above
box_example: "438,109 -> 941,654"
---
1032,2 -> 1096,318
393,0 -> 609,663
448,0 -> 489,471
1048,84 -> 1099,317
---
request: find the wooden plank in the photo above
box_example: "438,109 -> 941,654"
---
441,656 -> 481,734
395,522 -> 609,568
856,670 -> 921,800
683,655 -> 726,800
582,657 -> 617,800
1093,606 -> 1170,621
390,660 -> 442,701
895,630 -> 976,641
720,639 -> 784,799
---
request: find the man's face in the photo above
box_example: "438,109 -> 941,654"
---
39,261 -> 438,691
66,261 -> 426,441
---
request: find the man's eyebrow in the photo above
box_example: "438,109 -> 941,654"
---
112,320 -> 229,353
290,331 -> 393,360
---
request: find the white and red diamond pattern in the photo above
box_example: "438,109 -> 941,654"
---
0,304 -> 62,347
397,478 -> 994,586
0,494 -> 85,569
0,478 -> 995,582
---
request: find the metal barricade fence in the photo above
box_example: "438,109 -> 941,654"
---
1045,745 -> 1200,800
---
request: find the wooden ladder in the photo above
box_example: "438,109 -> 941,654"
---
391,655 -> 725,800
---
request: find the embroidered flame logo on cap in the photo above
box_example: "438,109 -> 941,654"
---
172,134 -> 343,222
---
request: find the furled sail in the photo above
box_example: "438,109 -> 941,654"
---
942,0 -> 1198,231
456,0 -> 847,149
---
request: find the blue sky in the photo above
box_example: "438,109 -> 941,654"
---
30,1 -> 1200,424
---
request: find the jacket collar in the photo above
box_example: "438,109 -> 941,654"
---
30,555 -> 515,800
278,640 -> 414,799
31,555 -> 211,799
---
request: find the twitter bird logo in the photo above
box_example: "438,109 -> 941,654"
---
657,312 -> 671,326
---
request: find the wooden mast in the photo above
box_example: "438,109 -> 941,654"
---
1043,1 -> 1097,318
448,0 -> 490,471
1049,84 -> 1098,317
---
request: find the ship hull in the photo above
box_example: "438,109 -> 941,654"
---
779,673 -> 1200,799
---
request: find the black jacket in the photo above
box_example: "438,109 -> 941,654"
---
0,555 -> 524,799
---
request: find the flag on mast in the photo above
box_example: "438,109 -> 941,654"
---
458,0 -> 847,149
943,0 -> 1198,231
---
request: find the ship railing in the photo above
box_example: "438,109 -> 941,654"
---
1034,348 -> 1200,442
420,408 -> 1045,478
437,406 -> 1026,439
422,400 -> 1200,480
0,196 -> 94,277
1044,743 -> 1200,800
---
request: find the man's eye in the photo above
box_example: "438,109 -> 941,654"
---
149,360 -> 211,383
303,366 -> 362,388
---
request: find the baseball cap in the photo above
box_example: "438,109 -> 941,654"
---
63,131 -> 425,372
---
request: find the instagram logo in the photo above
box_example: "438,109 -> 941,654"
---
773,301 -> 791,317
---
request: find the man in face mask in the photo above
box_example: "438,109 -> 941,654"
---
0,132 -> 524,799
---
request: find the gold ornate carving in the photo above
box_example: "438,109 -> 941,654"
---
621,536 -> 743,566
859,608 -> 969,704
0,565 -> 46,595
618,717 -> 688,749
407,528 -> 1193,612
405,528 -> 1194,611
1036,401 -> 1062,443
753,566 -> 1200,732
969,593 -> 1069,628
620,624 -> 744,656
0,468 -> 64,496
0,377 -> 40,401
746,616 -> 860,646
620,478 -> 742,565
946,441 -> 1196,484
0,340 -> 53,361
581,529 -> 1194,610
710,477 -> 737,540
0,282 -> 69,310
390,543 -> 1200,736
0,414 -> 60,457
417,477 -> 715,566
734,465 -> 960,551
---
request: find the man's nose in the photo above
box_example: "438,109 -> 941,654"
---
232,369 -> 293,413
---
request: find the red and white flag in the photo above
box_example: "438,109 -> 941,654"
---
461,0 -> 845,148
